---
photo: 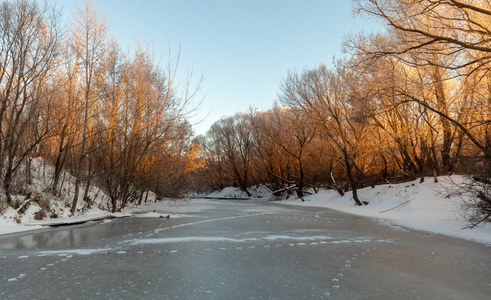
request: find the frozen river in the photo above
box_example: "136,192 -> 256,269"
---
1,199 -> 490,299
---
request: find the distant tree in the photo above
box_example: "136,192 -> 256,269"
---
206,114 -> 254,196
280,64 -> 373,206
250,105 -> 318,199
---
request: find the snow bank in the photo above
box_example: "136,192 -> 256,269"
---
280,176 -> 491,245
1,193 -> 217,235
0,158 -> 208,236
0,157 -> 114,234
0,198 -> 208,236
205,185 -> 271,199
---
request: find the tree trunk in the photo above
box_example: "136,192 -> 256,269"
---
342,148 -> 363,206
52,150 -> 64,194
138,190 -> 144,205
52,133 -> 67,193
71,174 -> 81,215
144,190 -> 150,203
3,167 -> 13,204
297,159 -> 305,201
111,195 -> 117,213
82,176 -> 92,205
330,171 -> 345,196
25,157 -> 32,185
433,69 -> 454,174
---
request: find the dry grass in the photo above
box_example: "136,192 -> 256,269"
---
33,193 -> 51,221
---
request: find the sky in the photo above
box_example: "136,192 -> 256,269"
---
55,0 -> 381,135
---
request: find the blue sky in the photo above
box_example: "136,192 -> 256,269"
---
57,0 -> 381,135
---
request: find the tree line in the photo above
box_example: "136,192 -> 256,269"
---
0,0 -> 201,213
201,0 -> 490,226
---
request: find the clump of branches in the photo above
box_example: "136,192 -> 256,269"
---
462,176 -> 491,228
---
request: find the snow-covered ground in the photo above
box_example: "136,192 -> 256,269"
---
284,177 -> 491,245
0,198 -> 210,236
0,158 -> 209,236
205,176 -> 491,245
205,185 -> 271,199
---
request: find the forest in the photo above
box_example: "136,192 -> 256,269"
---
0,1 -> 202,214
200,0 -> 491,225
0,0 -> 490,226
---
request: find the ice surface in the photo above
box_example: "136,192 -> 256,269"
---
132,236 -> 259,244
131,234 -> 342,246
40,248 -> 112,256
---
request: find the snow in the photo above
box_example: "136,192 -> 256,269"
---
206,185 -> 270,199
0,196 -> 208,236
206,187 -> 249,198
279,176 -> 491,245
0,158 -> 210,236
0,157 -> 120,235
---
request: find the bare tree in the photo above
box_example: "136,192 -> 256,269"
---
352,0 -> 491,161
0,0 -> 62,203
351,0 -> 491,223
354,0 -> 491,73
206,114 -> 254,196
69,0 -> 110,214
280,64 -> 373,206
49,42 -> 82,194
250,105 -> 318,199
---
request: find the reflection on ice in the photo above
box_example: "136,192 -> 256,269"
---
0,217 -> 161,250
133,236 -> 260,244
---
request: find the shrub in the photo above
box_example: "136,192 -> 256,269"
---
34,209 -> 46,220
